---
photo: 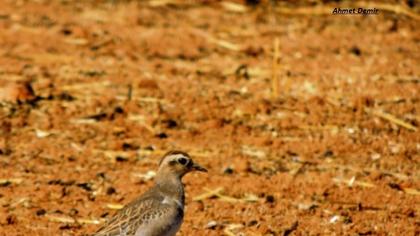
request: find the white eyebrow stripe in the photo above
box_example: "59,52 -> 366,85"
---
170,154 -> 188,159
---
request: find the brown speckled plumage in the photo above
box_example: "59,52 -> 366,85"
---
93,151 -> 207,236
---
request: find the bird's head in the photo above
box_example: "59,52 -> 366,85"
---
157,150 -> 207,178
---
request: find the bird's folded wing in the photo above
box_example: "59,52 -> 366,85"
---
93,194 -> 168,236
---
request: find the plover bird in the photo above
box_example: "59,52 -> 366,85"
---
94,150 -> 207,236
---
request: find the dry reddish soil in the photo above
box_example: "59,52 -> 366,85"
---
0,0 -> 419,235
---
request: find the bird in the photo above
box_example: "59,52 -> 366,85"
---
93,150 -> 207,236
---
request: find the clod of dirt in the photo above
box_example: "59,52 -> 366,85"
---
245,0 -> 261,6
403,209 -> 415,218
106,187 -> 117,195
115,156 -> 129,162
155,132 -> 168,139
84,112 -> 108,121
406,0 -> 415,8
388,182 -> 403,191
53,92 -> 75,101
162,119 -> 178,129
223,166 -> 235,175
6,214 -> 18,225
122,142 -> 140,151
48,179 -> 76,186
349,46 -> 362,56
35,209 -> 47,216
59,224 -> 81,230
265,195 -> 275,203
69,208 -> 79,216
322,149 -> 334,158
247,220 -> 258,226
243,45 -> 264,57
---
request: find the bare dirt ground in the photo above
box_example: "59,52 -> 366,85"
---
0,0 -> 419,235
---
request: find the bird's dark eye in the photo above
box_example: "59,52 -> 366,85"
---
178,157 -> 188,165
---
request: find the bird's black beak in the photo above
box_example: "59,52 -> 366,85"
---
192,163 -> 207,172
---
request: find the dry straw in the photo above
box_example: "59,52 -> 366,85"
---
271,38 -> 280,100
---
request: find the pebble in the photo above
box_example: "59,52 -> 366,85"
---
205,220 -> 218,229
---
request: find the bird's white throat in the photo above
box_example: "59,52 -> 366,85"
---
162,196 -> 184,209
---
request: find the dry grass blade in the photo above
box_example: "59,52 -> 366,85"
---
193,188 -> 260,203
64,38 -> 88,46
193,187 -> 224,201
241,146 -> 266,159
35,129 -> 53,138
47,215 -> 75,224
128,115 -> 156,133
332,178 -> 376,188
148,0 -> 187,7
47,214 -> 102,224
93,149 -> 131,161
224,229 -> 237,236
192,29 -> 242,51
70,118 -> 98,124
366,108 -> 417,131
223,224 -> 244,236
194,187 -> 242,203
116,96 -> 167,104
243,193 -> 260,202
215,39 -> 242,51
220,1 -> 248,13
271,37 -> 280,100
105,203 -> 124,210
402,188 -> 420,195
133,170 -> 156,181
289,163 -> 305,176
215,193 -> 243,203
77,219 -> 103,224
137,148 -> 162,157
70,142 -> 84,152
